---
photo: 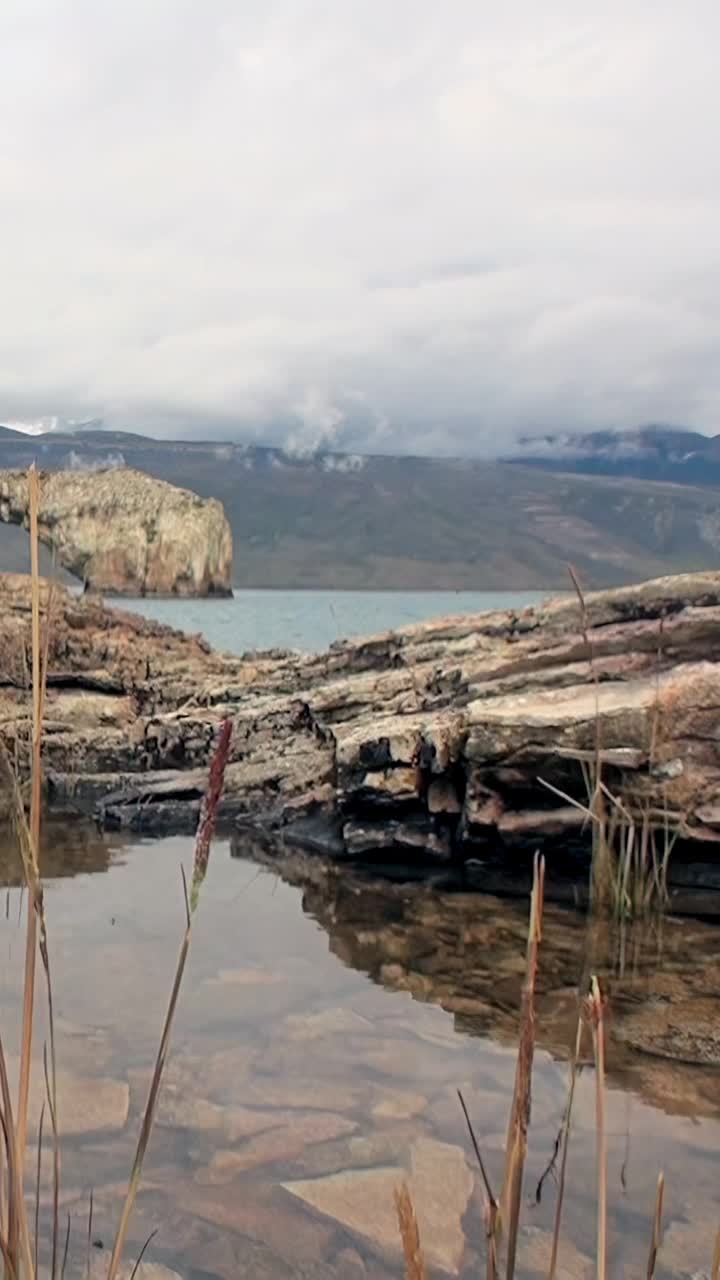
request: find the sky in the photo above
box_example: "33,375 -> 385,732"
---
1,1 -> 720,455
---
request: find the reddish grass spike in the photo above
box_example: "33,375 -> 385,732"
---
107,716 -> 234,1280
191,719 -> 232,913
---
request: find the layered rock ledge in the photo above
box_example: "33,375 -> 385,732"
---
0,468 -> 233,596
1,571 -> 720,873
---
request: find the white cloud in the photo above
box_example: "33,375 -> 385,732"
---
0,1 -> 719,452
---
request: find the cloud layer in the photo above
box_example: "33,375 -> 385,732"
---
2,1 -> 719,453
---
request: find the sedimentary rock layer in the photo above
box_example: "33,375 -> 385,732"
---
1,571 -> 720,860
0,468 -> 232,596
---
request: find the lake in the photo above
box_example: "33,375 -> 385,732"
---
1,822 -> 719,1278
117,588 -> 551,655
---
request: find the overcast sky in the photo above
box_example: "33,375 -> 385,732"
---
1,1 -> 719,454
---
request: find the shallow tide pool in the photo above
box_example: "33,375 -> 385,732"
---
1,825 -> 719,1279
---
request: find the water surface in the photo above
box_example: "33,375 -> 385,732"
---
1,824 -> 718,1278
118,588 -> 549,654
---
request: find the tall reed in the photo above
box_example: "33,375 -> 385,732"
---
0,465 -> 233,1279
458,854 -> 545,1280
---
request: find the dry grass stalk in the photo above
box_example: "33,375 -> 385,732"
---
499,853 -> 544,1280
394,1183 -> 427,1280
548,1013 -> 584,1280
1,465 -> 59,1280
585,976 -> 607,1280
711,1224 -> 720,1280
646,1171 -> 665,1279
457,1089 -> 499,1280
16,466 -> 43,1169
567,565 -> 614,911
0,1028 -> 34,1280
106,718 -> 233,1280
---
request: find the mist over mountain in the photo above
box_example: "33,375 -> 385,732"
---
507,424 -> 720,485
0,422 -> 719,591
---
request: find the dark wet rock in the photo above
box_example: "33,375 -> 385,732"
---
343,817 -> 452,859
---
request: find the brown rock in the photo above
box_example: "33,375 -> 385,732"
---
282,1008 -> 375,1041
194,1111 -> 358,1181
16,1063 -> 130,1136
175,1180 -> 336,1266
5,568 -> 720,856
85,1252 -> 183,1280
517,1226 -> 593,1280
283,1136 -> 473,1275
370,1089 -> 428,1121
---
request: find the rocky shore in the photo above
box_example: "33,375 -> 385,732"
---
2,570 -> 720,878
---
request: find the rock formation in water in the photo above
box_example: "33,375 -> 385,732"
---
0,468 -> 233,596
2,570 -> 720,882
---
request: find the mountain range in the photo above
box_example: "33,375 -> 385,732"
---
0,423 -> 718,590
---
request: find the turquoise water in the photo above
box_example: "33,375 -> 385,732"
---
117,588 -> 550,655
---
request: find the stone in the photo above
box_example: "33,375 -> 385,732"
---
0,468 -> 232,596
280,1125 -> 422,1180
175,1180 -> 336,1267
283,1136 -> 473,1275
282,1008 -> 375,1040
614,997 -> 720,1065
6,568 -> 720,858
241,1077 -> 367,1113
332,1248 -> 367,1279
20,1065 -> 129,1136
214,967 -> 284,986
128,1070 -> 323,1140
517,1226 -> 593,1279
193,1111 -> 357,1181
370,1089 -> 428,1121
427,779 -> 462,814
653,1220 -> 718,1278
85,1251 -> 183,1280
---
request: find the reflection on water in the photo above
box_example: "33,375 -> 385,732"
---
0,819 -> 124,887
1,822 -> 719,1279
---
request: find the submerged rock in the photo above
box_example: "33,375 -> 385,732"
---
86,1253 -> 183,1280
282,1137 -> 473,1275
11,1060 -> 130,1135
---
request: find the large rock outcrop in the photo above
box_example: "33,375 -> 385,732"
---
2,570 -> 720,886
0,468 -> 232,596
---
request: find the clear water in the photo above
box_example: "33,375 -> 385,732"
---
116,588 -> 550,655
2,823 -> 719,1279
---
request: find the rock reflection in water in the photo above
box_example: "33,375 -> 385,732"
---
0,816 -> 127,887
234,835 -> 720,1120
1,824 -> 719,1279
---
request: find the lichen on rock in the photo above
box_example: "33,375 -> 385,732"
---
0,467 -> 232,596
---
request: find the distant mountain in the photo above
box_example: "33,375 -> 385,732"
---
0,423 -> 719,589
507,424 -> 720,486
